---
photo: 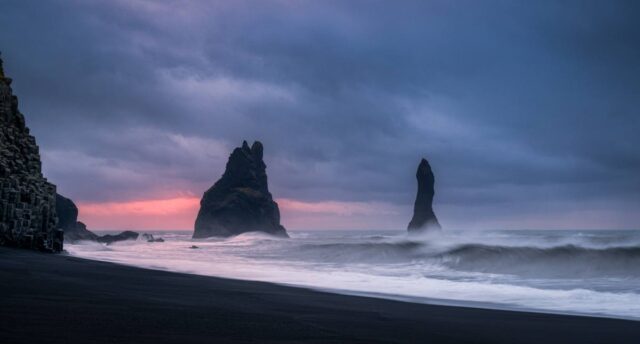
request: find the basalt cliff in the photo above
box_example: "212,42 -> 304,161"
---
194,141 -> 288,238
0,54 -> 63,252
407,158 -> 441,232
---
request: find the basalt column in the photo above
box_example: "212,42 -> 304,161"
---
0,54 -> 62,252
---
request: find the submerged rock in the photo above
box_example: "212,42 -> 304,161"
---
0,53 -> 62,252
193,140 -> 288,238
97,231 -> 139,245
407,158 -> 441,232
141,233 -> 164,242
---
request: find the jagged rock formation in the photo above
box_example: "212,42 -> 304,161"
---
56,193 -> 98,241
0,54 -> 63,252
194,141 -> 288,238
56,192 -> 141,244
408,158 -> 441,232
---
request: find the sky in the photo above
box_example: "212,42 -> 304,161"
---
1,0 -> 639,231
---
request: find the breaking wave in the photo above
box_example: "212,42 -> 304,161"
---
66,230 -> 640,319
282,238 -> 640,279
440,244 -> 640,278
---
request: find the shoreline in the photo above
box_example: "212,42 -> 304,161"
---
70,249 -> 638,322
2,246 -> 640,343
66,233 -> 640,322
325,289 -> 640,322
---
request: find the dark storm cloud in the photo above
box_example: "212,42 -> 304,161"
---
1,0 -> 639,228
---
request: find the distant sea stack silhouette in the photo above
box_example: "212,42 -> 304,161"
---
407,158 -> 441,232
0,53 -> 63,252
194,141 -> 288,238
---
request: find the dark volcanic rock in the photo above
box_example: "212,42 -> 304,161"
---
0,53 -> 63,252
56,193 -> 78,231
193,141 -> 288,238
56,193 -> 99,242
57,193 -> 141,244
408,158 -> 441,232
97,231 -> 139,245
141,233 -> 164,242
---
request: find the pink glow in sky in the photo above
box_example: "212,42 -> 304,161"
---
76,195 -> 633,231
77,197 -> 407,231
78,197 -> 201,231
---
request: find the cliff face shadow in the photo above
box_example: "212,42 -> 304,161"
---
0,54 -> 62,252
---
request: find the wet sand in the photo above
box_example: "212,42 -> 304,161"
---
1,247 -> 638,344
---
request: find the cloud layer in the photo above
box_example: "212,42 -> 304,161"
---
1,0 -> 639,230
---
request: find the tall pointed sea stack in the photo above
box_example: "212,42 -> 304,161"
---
408,158 -> 441,232
0,54 -> 63,252
193,140 -> 288,238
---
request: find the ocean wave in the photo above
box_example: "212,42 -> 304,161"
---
441,244 -> 640,278
291,241 -> 428,263
283,239 -> 640,278
64,230 -> 640,319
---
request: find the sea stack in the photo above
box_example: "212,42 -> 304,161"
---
0,54 -> 63,252
194,140 -> 288,238
407,158 -> 441,232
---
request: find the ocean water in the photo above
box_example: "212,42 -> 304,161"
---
66,229 -> 640,320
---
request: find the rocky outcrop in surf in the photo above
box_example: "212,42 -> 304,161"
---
0,53 -> 63,252
407,158 -> 441,232
56,193 -> 140,244
97,231 -> 139,245
141,233 -> 164,242
193,140 -> 288,238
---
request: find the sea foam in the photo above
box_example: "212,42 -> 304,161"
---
66,229 -> 640,319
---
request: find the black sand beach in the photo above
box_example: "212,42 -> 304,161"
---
1,247 -> 638,344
